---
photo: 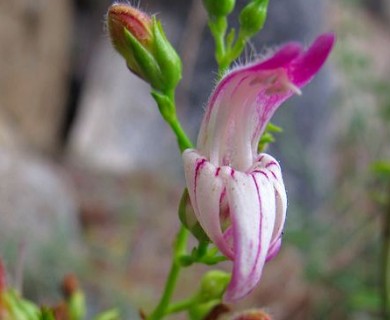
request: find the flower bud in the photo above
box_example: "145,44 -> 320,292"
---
61,275 -> 86,320
239,0 -> 269,37
198,270 -> 230,302
203,0 -> 236,17
62,274 -> 79,299
107,4 -> 181,93
107,4 -> 154,78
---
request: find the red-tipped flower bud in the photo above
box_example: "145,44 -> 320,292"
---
107,3 -> 181,93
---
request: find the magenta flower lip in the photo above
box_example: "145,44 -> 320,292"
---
183,33 -> 335,301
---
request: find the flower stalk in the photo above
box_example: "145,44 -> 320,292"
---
147,226 -> 189,320
204,0 -> 270,76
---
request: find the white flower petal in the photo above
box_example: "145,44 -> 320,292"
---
224,170 -> 276,301
183,149 -> 233,258
253,154 -> 287,249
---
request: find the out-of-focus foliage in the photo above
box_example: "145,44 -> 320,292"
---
284,0 -> 390,318
0,263 -> 120,320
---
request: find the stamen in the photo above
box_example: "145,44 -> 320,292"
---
282,79 -> 302,96
263,71 -> 302,96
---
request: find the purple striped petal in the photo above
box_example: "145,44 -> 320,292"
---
183,149 -> 233,258
224,170 -> 276,301
252,154 -> 287,253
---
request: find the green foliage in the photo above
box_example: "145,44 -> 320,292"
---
0,272 -> 120,320
373,162 -> 390,178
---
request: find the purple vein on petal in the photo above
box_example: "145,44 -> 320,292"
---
249,174 -> 263,278
194,158 -> 207,202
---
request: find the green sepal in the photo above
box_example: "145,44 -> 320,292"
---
152,19 -> 182,93
123,28 -> 162,88
178,189 -> 210,243
239,0 -> 269,37
150,90 -> 175,121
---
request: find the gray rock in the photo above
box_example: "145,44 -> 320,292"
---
0,0 -> 72,152
0,148 -> 83,301
68,39 -> 182,176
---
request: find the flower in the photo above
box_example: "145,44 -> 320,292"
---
183,33 -> 335,301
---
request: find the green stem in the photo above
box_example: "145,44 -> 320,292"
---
168,117 -> 193,152
148,226 -> 189,320
381,197 -> 390,318
229,30 -> 247,62
217,30 -> 247,78
152,89 -> 194,152
165,90 -> 193,151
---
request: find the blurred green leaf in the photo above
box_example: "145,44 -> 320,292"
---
372,161 -> 390,177
348,289 -> 380,312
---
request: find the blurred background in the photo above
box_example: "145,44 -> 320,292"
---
0,0 -> 390,319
